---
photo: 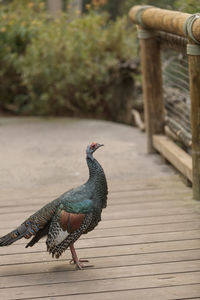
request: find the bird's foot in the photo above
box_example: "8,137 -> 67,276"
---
69,258 -> 93,270
69,244 -> 93,269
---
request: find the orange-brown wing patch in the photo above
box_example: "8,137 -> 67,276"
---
69,213 -> 85,232
59,210 -> 70,231
59,210 -> 85,233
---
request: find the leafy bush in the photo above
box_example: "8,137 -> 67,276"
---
83,0 -> 200,17
0,0 -> 46,113
0,2 -> 137,118
174,0 -> 200,13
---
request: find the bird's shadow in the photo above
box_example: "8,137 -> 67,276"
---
51,261 -> 77,273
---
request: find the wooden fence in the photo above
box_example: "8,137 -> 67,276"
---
129,6 -> 200,200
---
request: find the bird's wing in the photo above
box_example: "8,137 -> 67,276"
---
46,213 -> 69,253
46,200 -> 93,257
47,211 -> 93,258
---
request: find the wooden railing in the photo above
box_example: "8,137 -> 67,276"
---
129,6 -> 200,200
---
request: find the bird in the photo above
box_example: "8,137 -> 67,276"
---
0,142 -> 108,269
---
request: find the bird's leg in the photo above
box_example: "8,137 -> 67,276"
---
69,243 -> 93,269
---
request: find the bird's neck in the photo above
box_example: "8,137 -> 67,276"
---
86,156 -> 104,181
86,155 -> 108,208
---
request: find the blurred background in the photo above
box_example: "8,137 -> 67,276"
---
0,0 -> 199,124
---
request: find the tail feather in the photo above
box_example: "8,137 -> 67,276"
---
0,198 -> 60,248
25,222 -> 51,248
25,236 -> 39,248
0,221 -> 41,247
0,224 -> 28,246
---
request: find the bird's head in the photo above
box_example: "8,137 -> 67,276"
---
86,142 -> 104,160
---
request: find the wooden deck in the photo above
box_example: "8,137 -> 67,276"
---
1,178 -> 200,299
0,118 -> 200,299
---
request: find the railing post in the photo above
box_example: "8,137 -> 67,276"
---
187,43 -> 200,200
130,6 -> 200,198
139,28 -> 165,153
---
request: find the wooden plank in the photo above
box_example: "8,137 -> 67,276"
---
1,186 -> 188,205
0,179 -> 185,198
98,214 -> 200,229
0,190 -> 193,207
0,176 -> 187,199
0,225 -> 200,250
1,213 -> 199,231
85,221 -> 200,239
1,271 -> 200,299
0,201 -> 198,221
0,205 -> 199,227
153,135 -> 192,181
0,187 -> 192,207
0,239 -> 200,266
1,249 -> 200,277
0,196 -> 197,215
1,229 -> 200,256
34,284 -> 200,300
0,228 -> 200,254
1,260 -> 200,289
0,192 -> 193,213
0,198 -> 192,214
1,220 -> 199,239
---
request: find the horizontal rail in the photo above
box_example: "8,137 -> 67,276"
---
153,135 -> 192,182
129,6 -> 200,43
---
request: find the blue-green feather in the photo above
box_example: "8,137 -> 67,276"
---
61,199 -> 93,214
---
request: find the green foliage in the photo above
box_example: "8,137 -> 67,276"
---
83,0 -> 200,18
122,0 -> 200,14
122,0 -> 177,12
82,0 -> 177,19
0,0 -> 46,113
0,2 -> 136,116
174,0 -> 200,13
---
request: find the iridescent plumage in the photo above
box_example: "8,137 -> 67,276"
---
0,142 -> 108,269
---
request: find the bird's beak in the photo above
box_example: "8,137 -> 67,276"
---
97,144 -> 104,148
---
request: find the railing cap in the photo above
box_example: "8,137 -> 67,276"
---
129,5 -> 200,43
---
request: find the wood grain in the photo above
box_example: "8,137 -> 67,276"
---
188,43 -> 200,200
153,135 -> 192,181
139,31 -> 165,152
129,6 -> 200,42
1,139 -> 200,299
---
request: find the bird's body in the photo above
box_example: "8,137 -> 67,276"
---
0,142 -> 108,269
